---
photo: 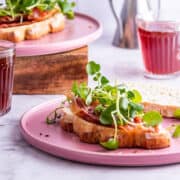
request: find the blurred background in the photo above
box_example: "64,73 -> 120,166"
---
1,0 -> 180,84
73,0 -> 180,85
73,0 -> 142,82
75,0 -> 180,44
75,0 -> 123,44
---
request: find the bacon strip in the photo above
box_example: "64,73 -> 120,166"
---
70,98 -> 100,124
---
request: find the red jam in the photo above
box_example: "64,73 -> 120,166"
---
0,46 -> 14,115
138,27 -> 180,75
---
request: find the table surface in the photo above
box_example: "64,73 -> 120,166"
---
1,36 -> 180,180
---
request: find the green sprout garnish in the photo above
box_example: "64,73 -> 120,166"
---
173,125 -> 180,138
142,111 -> 162,127
174,109 -> 180,119
46,100 -> 68,124
100,138 -> 119,150
0,0 -> 76,20
72,61 -> 163,150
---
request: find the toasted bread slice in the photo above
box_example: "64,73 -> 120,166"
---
0,13 -> 65,42
60,108 -> 170,149
126,83 -> 180,118
60,108 -> 74,133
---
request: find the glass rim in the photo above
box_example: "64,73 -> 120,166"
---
0,40 -> 15,55
136,15 -> 180,25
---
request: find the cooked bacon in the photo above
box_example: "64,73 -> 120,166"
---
0,21 -> 31,28
0,16 -> 21,24
70,98 -> 100,124
27,8 -> 59,21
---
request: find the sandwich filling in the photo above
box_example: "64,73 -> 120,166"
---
0,0 -> 75,27
46,61 -> 180,150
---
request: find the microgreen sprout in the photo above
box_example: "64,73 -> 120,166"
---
46,99 -> 68,124
173,125 -> 180,138
0,0 -> 75,20
71,61 -> 164,150
174,109 -> 180,119
46,107 -> 63,124
142,111 -> 162,126
166,124 -> 180,138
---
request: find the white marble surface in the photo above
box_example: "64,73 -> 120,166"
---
1,0 -> 180,179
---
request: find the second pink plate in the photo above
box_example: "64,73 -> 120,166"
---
20,97 -> 180,166
16,13 -> 102,57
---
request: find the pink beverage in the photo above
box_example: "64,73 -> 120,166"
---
0,41 -> 15,116
137,24 -> 180,76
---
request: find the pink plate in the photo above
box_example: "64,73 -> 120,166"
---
16,13 -> 102,57
20,97 -> 180,166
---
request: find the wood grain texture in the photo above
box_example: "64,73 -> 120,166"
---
14,46 -> 88,95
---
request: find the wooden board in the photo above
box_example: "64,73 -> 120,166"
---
13,46 -> 88,95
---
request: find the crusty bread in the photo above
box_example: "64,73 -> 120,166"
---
0,13 -> 65,42
126,83 -> 180,118
60,108 -> 170,149
60,108 -> 74,133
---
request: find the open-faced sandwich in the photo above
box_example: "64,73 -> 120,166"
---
46,61 -> 180,150
0,0 -> 75,42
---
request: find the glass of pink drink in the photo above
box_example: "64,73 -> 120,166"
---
136,0 -> 180,79
0,41 -> 15,116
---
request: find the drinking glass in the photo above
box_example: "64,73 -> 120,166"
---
0,40 -> 15,116
136,0 -> 180,79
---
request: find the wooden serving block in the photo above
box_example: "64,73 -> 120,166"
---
14,46 -> 88,95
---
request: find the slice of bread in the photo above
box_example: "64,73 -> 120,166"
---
126,82 -> 180,118
60,108 -> 170,149
0,13 -> 65,42
60,108 -> 74,133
